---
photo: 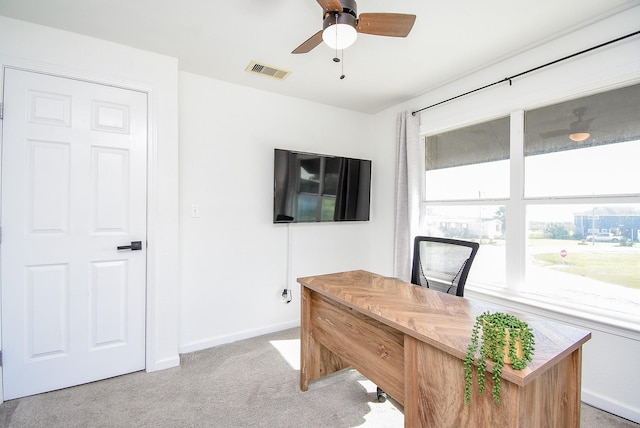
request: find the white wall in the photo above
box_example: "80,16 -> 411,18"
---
177,72 -> 378,351
370,6 -> 640,422
0,16 -> 181,372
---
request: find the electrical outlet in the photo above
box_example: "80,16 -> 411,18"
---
281,288 -> 292,303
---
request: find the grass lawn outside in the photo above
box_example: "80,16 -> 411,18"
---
530,239 -> 640,289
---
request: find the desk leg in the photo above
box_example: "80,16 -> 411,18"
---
404,335 -> 420,427
300,286 -> 351,392
300,285 -> 312,391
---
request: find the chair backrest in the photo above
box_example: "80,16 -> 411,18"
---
410,236 -> 479,297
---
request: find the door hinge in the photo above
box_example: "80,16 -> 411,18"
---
0,350 -> 3,367
0,102 -> 4,120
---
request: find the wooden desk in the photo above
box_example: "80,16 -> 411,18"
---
298,270 -> 591,427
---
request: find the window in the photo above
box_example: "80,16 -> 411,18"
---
425,117 -> 510,200
423,117 -> 509,287
522,84 -> 640,318
524,85 -> 640,198
422,83 -> 640,321
422,204 -> 506,287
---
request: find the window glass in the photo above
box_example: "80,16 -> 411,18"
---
520,84 -> 640,317
425,117 -> 509,200
524,84 -> 640,198
524,204 -> 640,317
420,205 -> 506,287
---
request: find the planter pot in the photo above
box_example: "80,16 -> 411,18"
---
483,323 -> 524,365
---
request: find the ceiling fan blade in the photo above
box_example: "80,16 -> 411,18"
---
540,129 -> 571,139
316,0 -> 343,12
357,13 -> 416,37
570,117 -> 595,132
292,30 -> 324,54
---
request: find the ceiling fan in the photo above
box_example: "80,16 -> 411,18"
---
292,0 -> 416,54
540,107 -> 595,142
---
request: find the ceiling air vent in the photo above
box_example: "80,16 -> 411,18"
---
246,61 -> 291,80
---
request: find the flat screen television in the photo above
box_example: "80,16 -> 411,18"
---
273,148 -> 371,223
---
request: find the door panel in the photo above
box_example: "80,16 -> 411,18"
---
27,264 -> 70,359
90,259 -> 128,348
1,68 -> 148,400
28,140 -> 71,233
93,147 -> 129,231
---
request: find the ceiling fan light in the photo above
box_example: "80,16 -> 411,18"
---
322,23 -> 358,50
569,132 -> 590,142
322,12 -> 358,50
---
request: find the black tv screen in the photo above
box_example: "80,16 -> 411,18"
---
273,148 -> 371,223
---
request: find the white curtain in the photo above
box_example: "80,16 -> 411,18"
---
393,111 -> 421,281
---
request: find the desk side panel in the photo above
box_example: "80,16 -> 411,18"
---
405,336 -> 582,428
517,347 -> 582,427
301,286 -> 349,390
311,292 -> 405,405
405,335 -> 520,427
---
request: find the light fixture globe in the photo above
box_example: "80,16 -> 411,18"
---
569,132 -> 590,142
322,13 -> 358,50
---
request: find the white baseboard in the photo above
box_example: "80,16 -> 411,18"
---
146,356 -> 180,372
582,388 -> 640,424
178,320 -> 301,355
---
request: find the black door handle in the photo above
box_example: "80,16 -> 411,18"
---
117,241 -> 142,251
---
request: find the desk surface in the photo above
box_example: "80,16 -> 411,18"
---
298,270 -> 591,387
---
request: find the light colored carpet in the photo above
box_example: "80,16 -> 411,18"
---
0,327 -> 637,427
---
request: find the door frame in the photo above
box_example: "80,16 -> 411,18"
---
0,59 -> 163,402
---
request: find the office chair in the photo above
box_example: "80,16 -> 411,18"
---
376,236 -> 479,402
410,236 -> 480,297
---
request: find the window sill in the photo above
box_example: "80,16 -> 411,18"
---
465,284 -> 640,341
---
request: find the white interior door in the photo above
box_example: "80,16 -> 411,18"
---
1,68 -> 147,400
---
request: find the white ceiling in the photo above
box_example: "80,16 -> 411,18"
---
1,0 -> 638,113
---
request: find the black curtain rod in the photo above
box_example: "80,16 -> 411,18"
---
411,30 -> 640,116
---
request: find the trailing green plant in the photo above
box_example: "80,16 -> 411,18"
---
464,311 -> 535,405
